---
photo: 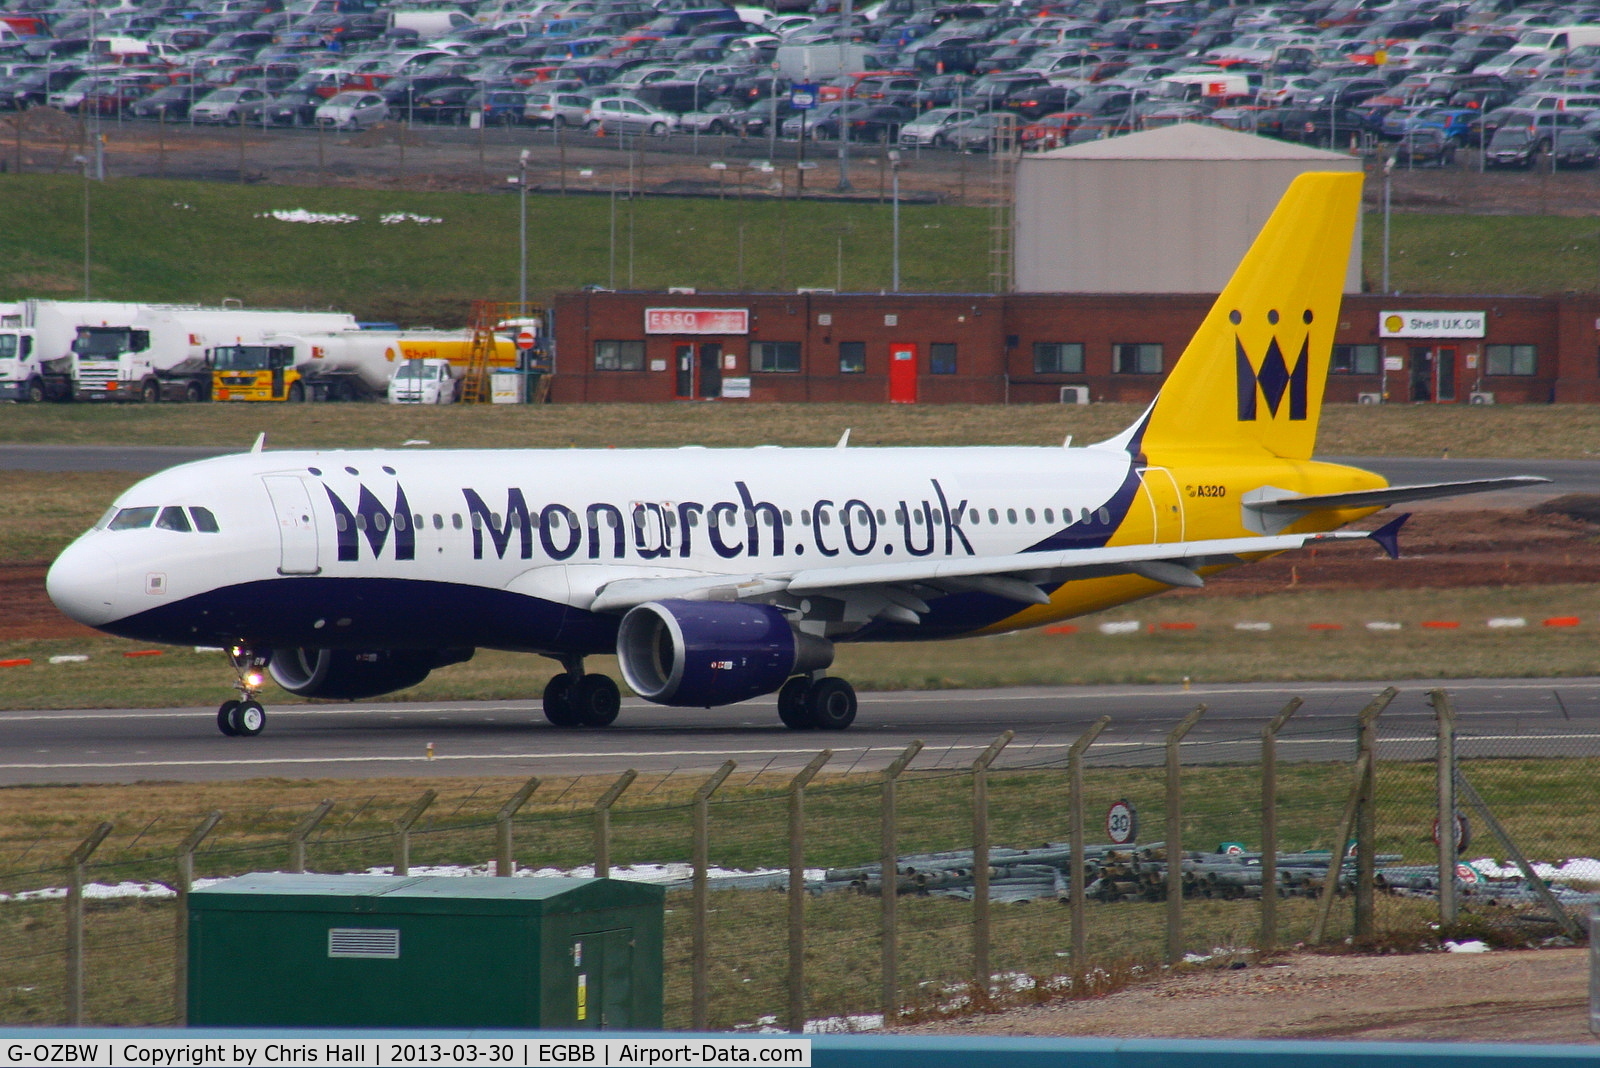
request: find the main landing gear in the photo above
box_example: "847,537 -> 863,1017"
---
542,657 -> 622,728
776,675 -> 857,731
217,646 -> 268,737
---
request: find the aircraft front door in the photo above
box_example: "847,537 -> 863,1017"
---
261,475 -> 320,575
888,342 -> 918,403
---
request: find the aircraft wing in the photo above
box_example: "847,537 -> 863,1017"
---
587,527 -> 1387,617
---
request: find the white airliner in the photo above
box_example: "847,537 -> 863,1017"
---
47,172 -> 1540,736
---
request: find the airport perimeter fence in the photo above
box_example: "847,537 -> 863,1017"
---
0,686 -> 1594,1030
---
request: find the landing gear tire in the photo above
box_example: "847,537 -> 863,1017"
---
807,677 -> 857,731
777,677 -> 814,729
573,674 -> 622,727
542,674 -> 581,727
232,700 -> 266,736
217,699 -> 241,736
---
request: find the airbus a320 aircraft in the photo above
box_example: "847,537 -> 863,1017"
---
48,172 -> 1540,737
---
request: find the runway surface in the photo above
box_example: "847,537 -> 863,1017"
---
3,678 -> 1597,785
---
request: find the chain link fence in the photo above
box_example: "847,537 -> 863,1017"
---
2,688 -> 1592,1030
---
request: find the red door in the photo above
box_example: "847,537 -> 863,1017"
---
888,342 -> 918,404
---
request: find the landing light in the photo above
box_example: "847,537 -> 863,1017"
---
246,672 -> 264,688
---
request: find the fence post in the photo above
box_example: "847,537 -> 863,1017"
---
1068,716 -> 1111,988
692,760 -> 737,1031
392,790 -> 437,877
1260,698 -> 1302,955
1354,688 -> 1395,940
1165,705 -> 1206,964
496,777 -> 542,877
65,822 -> 113,1026
1429,689 -> 1457,926
1311,751 -> 1370,944
288,800 -> 334,874
173,812 -> 223,1026
787,750 -> 832,1034
594,771 -> 638,878
881,740 -> 923,1026
970,731 -> 1013,1001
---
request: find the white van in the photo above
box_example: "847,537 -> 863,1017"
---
1508,25 -> 1600,57
388,358 -> 457,404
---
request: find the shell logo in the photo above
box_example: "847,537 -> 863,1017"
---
1383,314 -> 1405,334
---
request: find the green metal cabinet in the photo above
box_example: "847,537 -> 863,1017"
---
187,874 -> 663,1029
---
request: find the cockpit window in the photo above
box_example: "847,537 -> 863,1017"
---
92,506 -> 118,531
109,506 -> 158,530
190,507 -> 220,533
156,506 -> 192,532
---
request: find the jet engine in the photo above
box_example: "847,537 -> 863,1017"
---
268,647 -> 474,700
616,599 -> 833,708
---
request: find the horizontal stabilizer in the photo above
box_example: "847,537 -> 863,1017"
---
1255,477 -> 1548,514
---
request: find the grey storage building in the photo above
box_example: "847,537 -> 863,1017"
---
1013,124 -> 1364,294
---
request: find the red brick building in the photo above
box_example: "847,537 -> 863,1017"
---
551,289 -> 1600,405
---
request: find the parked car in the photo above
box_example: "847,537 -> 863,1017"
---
314,90 -> 390,129
190,87 -> 270,125
1484,123 -> 1544,168
897,105 -> 978,146
131,83 -> 204,121
585,94 -> 679,133
413,84 -> 478,124
1390,126 -> 1457,166
523,90 -> 593,127
265,89 -> 324,127
1551,129 -> 1600,168
810,102 -> 914,141
675,97 -> 744,133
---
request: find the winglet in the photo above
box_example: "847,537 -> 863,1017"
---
1368,513 -> 1410,560
250,432 -> 266,454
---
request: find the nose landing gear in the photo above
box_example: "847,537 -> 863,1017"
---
217,646 -> 269,737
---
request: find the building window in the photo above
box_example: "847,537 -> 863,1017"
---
1331,344 -> 1382,375
1485,344 -> 1537,376
752,341 -> 801,373
594,340 -> 645,371
929,343 -> 957,375
839,341 -> 866,374
1033,342 -> 1084,374
1113,343 -> 1162,374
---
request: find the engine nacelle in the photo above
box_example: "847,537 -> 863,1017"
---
268,647 -> 473,700
616,600 -> 833,708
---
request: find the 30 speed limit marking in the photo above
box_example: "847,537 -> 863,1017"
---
1105,799 -> 1138,845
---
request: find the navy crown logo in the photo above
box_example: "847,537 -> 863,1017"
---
1234,307 -> 1311,422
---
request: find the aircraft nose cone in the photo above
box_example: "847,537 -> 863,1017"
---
46,541 -> 120,628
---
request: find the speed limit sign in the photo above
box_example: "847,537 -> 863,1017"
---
1105,799 -> 1138,845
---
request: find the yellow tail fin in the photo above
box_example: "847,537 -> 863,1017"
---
1138,171 -> 1363,463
